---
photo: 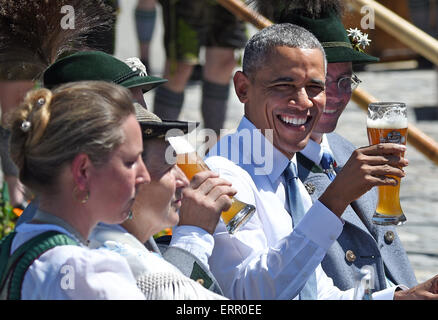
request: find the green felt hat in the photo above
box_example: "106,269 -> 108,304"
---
287,12 -> 379,64
43,51 -> 167,92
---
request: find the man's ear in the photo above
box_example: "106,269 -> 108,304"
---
233,71 -> 250,104
71,153 -> 91,191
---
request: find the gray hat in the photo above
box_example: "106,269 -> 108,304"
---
133,103 -> 198,139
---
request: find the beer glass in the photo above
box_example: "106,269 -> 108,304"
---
367,102 -> 408,225
167,137 -> 255,234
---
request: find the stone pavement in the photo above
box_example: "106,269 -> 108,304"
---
115,0 -> 437,283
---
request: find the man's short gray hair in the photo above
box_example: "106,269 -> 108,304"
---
242,23 -> 327,79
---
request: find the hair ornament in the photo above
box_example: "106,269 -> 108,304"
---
21,120 -> 31,132
36,97 -> 46,107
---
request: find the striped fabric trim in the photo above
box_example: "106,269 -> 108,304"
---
322,41 -> 353,49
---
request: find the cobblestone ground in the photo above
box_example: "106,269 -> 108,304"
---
115,0 -> 437,284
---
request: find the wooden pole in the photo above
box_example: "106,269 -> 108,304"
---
216,0 -> 438,165
349,0 -> 438,66
216,0 -> 272,29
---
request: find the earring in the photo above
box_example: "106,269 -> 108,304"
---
73,186 -> 90,204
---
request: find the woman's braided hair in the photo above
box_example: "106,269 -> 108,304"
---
9,81 -> 135,194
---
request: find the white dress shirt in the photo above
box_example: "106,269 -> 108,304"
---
300,134 -> 334,166
172,116 -> 399,300
13,222 -> 145,300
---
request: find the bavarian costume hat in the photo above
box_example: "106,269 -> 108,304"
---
134,103 -> 198,140
283,11 -> 379,64
43,51 -> 168,93
43,50 -> 198,139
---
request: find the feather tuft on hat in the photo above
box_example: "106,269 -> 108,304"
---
0,0 -> 116,81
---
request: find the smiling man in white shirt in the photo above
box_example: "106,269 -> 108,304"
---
167,23 -> 438,300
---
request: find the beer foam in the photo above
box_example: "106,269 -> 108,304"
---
366,117 -> 408,129
167,136 -> 195,154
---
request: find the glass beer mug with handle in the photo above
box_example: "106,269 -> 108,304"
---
167,136 -> 255,234
367,102 -> 408,225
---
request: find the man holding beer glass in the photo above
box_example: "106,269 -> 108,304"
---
171,23 -> 438,300
254,1 -> 417,292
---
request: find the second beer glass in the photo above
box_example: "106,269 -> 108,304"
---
168,137 -> 255,234
367,102 -> 408,225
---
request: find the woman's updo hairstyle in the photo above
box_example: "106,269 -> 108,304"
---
9,81 -> 135,193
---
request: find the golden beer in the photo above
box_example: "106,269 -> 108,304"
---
367,102 -> 408,225
171,138 -> 255,233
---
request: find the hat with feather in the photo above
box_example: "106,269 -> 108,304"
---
0,0 -> 194,140
251,0 -> 379,64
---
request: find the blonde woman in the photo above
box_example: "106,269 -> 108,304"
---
1,81 -> 149,299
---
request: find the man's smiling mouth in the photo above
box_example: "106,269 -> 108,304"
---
277,114 -> 310,126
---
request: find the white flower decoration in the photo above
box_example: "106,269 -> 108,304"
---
347,28 -> 363,41
347,28 -> 371,52
358,33 -> 371,49
124,57 -> 148,77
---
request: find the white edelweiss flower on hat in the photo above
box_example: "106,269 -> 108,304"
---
358,33 -> 371,49
347,27 -> 363,41
124,57 -> 148,77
